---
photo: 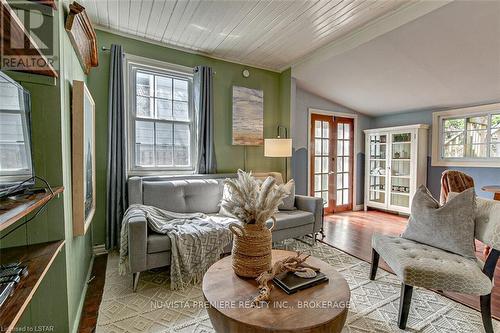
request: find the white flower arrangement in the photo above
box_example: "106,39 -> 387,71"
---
222,170 -> 289,225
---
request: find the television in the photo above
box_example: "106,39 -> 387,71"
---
0,71 -> 35,198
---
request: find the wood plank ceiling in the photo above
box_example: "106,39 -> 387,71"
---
79,0 -> 409,71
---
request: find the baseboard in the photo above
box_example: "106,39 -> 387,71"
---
93,244 -> 107,256
354,204 -> 364,211
71,254 -> 94,333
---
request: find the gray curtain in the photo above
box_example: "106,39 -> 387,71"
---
194,66 -> 217,173
106,44 -> 127,250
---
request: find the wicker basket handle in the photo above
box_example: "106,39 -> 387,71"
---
229,223 -> 246,237
268,216 -> 276,232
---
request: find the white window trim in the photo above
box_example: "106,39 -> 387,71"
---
431,103 -> 500,167
124,54 -> 197,176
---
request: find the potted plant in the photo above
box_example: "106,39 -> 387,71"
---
222,170 -> 288,277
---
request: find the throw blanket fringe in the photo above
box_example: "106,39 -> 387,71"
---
119,204 -> 233,290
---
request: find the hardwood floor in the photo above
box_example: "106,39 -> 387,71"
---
77,210 -> 499,331
78,254 -> 108,333
322,209 -> 500,320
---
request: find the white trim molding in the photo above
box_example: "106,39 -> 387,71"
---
432,103 -> 500,167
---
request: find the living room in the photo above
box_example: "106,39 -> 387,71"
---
0,0 -> 499,332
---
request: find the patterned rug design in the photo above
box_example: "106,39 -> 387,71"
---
96,239 -> 499,332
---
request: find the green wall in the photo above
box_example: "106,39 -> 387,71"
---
88,30 -> 292,245
0,1 -> 94,332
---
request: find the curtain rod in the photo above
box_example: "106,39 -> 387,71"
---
101,46 -> 215,75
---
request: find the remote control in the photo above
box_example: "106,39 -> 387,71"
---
0,266 -> 27,278
0,275 -> 20,284
0,262 -> 20,270
0,282 -> 15,308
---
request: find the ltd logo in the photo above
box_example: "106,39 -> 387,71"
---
1,1 -> 57,73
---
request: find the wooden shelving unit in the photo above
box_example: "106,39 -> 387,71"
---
0,241 -> 65,332
0,186 -> 65,332
0,186 -> 64,232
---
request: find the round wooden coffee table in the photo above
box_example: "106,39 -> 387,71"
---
202,250 -> 350,333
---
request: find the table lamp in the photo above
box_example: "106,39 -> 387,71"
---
264,126 -> 292,181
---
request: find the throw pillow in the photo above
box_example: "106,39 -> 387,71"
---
401,185 -> 476,258
278,180 -> 296,211
218,184 -> 236,218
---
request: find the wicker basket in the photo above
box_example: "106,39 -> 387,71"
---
229,216 -> 276,278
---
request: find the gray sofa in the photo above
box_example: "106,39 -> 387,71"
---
126,173 -> 323,291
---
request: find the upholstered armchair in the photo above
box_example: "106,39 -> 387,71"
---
370,197 -> 500,332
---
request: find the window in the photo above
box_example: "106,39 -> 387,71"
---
126,56 -> 196,174
432,103 -> 500,167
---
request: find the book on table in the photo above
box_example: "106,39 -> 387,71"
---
273,271 -> 329,294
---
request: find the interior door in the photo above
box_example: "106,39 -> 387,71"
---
310,114 -> 354,213
334,117 -> 354,212
310,114 -> 334,212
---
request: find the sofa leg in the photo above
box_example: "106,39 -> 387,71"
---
370,249 -> 379,280
480,294 -> 493,333
319,228 -> 325,239
133,272 -> 140,292
398,283 -> 413,329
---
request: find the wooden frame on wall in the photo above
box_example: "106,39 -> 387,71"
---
71,80 -> 95,236
65,1 -> 98,74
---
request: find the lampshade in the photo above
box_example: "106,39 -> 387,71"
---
264,138 -> 292,157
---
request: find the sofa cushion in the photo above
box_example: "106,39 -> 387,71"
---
147,233 -> 171,254
143,179 -> 224,214
278,180 -> 296,211
372,234 -> 492,296
267,210 -> 314,231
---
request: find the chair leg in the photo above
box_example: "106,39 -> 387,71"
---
369,249 -> 379,280
132,272 -> 140,292
480,294 -> 493,333
398,283 -> 413,329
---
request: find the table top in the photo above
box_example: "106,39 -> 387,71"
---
482,185 -> 500,193
202,250 -> 350,332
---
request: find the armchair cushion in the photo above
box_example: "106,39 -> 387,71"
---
372,234 -> 492,296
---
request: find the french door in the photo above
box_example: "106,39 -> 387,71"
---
310,114 -> 354,213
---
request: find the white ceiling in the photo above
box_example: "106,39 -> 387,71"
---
293,0 -> 500,115
78,0 -> 409,71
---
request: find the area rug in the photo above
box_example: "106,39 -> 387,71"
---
96,239 -> 499,332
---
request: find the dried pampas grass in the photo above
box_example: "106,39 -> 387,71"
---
222,170 -> 289,225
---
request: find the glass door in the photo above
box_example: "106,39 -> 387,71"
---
367,134 -> 387,207
310,114 -> 334,212
389,131 -> 412,211
334,117 -> 354,212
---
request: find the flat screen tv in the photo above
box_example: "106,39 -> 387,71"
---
0,71 -> 35,198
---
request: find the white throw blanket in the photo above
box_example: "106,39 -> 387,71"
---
119,204 -> 233,290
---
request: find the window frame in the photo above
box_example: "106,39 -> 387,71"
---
431,103 -> 500,167
124,54 -> 197,176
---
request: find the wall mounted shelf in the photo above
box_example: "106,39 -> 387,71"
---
0,186 -> 64,232
0,240 -> 65,332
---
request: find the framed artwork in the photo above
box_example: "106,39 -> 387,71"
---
232,86 -> 264,145
71,80 -> 95,236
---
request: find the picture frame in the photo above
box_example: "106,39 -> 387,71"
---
71,80 -> 95,236
232,86 -> 264,146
